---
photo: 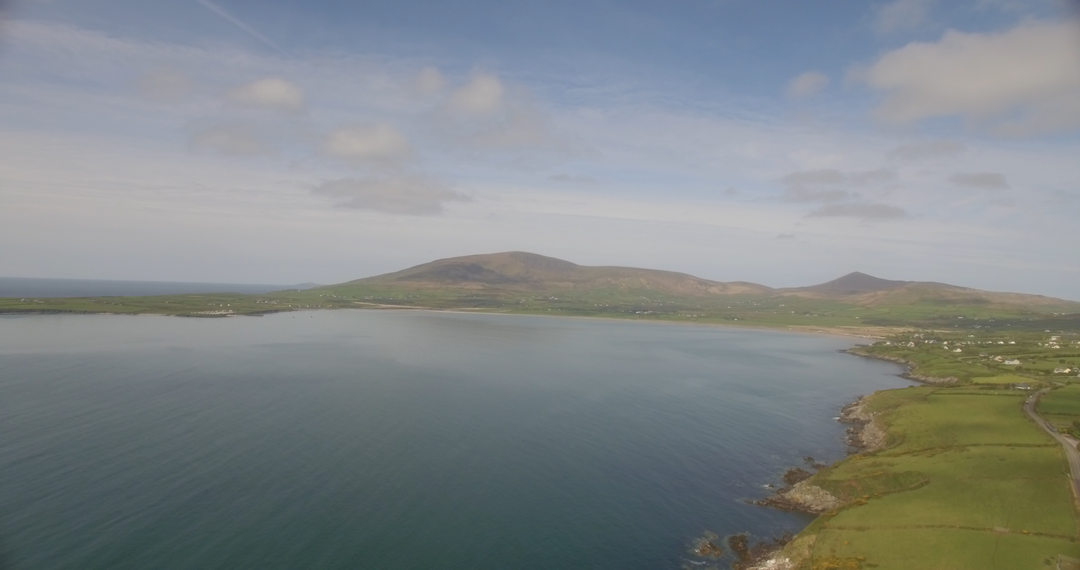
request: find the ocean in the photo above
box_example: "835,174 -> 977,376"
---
0,277 -> 299,298
0,310 -> 910,569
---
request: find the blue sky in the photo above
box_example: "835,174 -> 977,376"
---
1,0 -> 1079,298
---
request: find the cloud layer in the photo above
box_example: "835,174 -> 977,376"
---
860,20 -> 1080,136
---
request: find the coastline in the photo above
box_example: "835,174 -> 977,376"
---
740,349 -> 920,569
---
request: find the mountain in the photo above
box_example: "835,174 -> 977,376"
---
788,272 -> 913,295
325,251 -> 1080,314
346,251 -> 773,296
778,271 -> 1075,311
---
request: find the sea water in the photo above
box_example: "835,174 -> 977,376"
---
0,311 -> 910,569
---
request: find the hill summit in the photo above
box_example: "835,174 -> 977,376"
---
350,251 -> 773,296
795,272 -> 911,294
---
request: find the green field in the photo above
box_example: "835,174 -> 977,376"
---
777,386 -> 1078,570
1038,384 -> 1080,434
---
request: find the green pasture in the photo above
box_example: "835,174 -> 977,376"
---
878,391 -> 1046,453
779,386 -> 1078,570
1040,385 -> 1080,417
809,528 -> 1080,570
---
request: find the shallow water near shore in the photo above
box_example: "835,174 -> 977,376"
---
0,310 -> 910,569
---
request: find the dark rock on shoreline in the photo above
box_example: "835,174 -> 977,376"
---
728,533 -> 793,570
690,530 -> 725,559
782,467 -> 812,486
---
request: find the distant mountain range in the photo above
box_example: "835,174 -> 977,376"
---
341,251 -> 1078,313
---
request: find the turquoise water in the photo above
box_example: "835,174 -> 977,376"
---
0,311 -> 909,569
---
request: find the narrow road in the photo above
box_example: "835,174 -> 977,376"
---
1025,388 -> 1080,499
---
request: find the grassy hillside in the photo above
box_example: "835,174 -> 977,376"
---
777,385 -> 1078,570
759,330 -> 1080,569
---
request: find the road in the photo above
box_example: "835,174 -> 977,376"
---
1025,388 -> 1080,499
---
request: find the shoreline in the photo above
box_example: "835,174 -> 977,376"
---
739,349 -> 920,569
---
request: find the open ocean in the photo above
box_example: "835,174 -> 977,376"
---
0,277 -> 298,298
0,311 -> 911,569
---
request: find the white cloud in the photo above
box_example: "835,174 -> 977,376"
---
227,77 -> 306,113
188,122 -> 274,157
448,72 -> 504,114
787,71 -> 830,98
311,176 -> 471,215
321,124 -> 413,165
950,172 -> 1009,189
858,20 -> 1080,136
887,139 -> 966,160
873,0 -> 937,35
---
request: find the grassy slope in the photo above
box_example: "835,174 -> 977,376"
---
782,387 -> 1078,570
774,333 -> 1080,570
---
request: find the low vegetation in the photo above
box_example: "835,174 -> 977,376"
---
767,331 -> 1080,569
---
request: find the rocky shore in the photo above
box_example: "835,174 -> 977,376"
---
740,392 -> 891,568
751,394 -> 888,516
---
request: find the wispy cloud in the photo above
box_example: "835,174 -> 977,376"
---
873,0 -> 937,35
187,121 -> 276,157
311,176 -> 471,215
950,172 -> 1009,190
137,66 -> 195,103
549,174 -> 598,184
808,202 -> 909,221
320,124 -> 414,165
787,71 -> 829,98
780,168 -> 896,203
227,77 -> 306,113
196,0 -> 289,56
887,140 -> 966,161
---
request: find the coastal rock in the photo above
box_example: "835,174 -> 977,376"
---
745,557 -> 795,570
752,480 -> 841,514
782,467 -> 813,486
729,533 -> 795,570
781,480 -> 842,513
839,396 -> 887,453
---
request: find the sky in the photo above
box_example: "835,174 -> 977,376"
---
1,0 -> 1079,299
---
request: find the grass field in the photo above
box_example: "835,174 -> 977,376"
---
776,386 -> 1079,570
1038,384 -> 1080,433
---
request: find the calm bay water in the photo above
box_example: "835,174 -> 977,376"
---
0,311 -> 909,569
